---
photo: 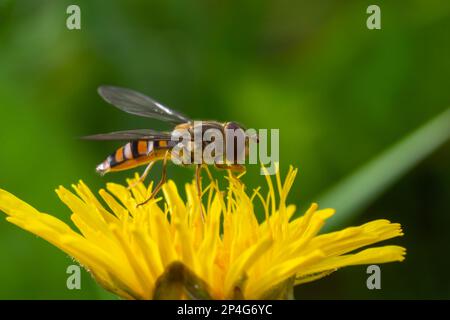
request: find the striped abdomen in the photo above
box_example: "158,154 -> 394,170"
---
96,140 -> 171,175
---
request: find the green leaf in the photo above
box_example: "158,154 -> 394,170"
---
230,274 -> 248,300
259,277 -> 295,300
153,262 -> 212,300
318,108 -> 450,229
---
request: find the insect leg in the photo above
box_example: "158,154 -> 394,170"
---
196,164 -> 205,223
138,150 -> 170,207
127,161 -> 155,190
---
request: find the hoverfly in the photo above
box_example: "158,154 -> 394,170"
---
83,86 -> 258,211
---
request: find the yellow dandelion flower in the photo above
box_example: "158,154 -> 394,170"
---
0,166 -> 405,299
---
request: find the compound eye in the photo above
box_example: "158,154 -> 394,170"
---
225,121 -> 244,131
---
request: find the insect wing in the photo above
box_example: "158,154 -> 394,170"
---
81,129 -> 173,141
98,86 -> 191,124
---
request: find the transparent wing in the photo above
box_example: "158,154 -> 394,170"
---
81,129 -> 172,141
98,85 -> 191,124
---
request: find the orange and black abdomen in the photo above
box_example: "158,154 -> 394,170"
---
96,140 -> 171,175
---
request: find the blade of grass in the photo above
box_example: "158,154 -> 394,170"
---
318,108 -> 450,229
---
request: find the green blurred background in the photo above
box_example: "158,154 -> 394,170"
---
0,0 -> 449,299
